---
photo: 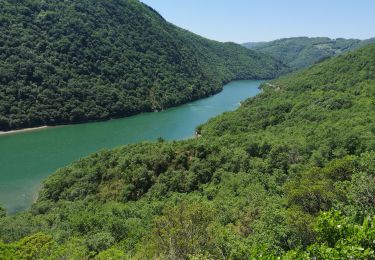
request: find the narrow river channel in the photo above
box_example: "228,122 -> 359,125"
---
0,80 -> 262,213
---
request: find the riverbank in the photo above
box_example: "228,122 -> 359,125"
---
0,80 -> 262,213
0,126 -> 50,136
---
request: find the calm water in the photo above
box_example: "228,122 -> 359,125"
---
0,80 -> 262,213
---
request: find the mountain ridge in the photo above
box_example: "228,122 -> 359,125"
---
243,36 -> 375,69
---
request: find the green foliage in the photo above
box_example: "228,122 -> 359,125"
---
1,44 -> 374,258
244,36 -> 375,70
344,152 -> 375,215
48,238 -> 90,259
0,235 -> 91,259
95,247 -> 128,260
0,205 -> 5,218
85,232 -> 115,253
283,157 -> 356,215
0,233 -> 54,260
307,211 -> 375,259
146,199 -> 217,259
0,0 -> 285,131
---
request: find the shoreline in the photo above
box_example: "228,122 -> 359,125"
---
0,126 -> 50,136
1,79 -> 262,214
0,79 -> 264,138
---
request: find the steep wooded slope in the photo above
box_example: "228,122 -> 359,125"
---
0,0 -> 285,131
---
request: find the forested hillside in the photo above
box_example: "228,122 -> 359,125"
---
1,42 -> 374,258
0,0 -> 285,131
243,36 -> 375,70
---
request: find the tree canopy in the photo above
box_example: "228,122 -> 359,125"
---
1,42 -> 374,258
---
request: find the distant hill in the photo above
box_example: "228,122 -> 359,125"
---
242,42 -> 265,49
243,36 -> 375,69
0,0 -> 286,131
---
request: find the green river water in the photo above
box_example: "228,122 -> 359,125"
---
0,80 -> 262,213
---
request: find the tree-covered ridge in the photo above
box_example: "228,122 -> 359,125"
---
0,0 -> 286,131
243,36 -> 375,70
1,44 -> 374,258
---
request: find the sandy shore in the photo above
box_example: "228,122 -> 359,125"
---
0,126 -> 50,136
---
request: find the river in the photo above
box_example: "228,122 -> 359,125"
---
0,80 -> 262,213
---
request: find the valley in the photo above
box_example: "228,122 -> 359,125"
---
0,80 -> 262,214
0,0 -> 374,259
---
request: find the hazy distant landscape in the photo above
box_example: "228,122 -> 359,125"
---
0,0 -> 374,259
243,36 -> 375,69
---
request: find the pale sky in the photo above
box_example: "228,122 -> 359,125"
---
141,0 -> 375,43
